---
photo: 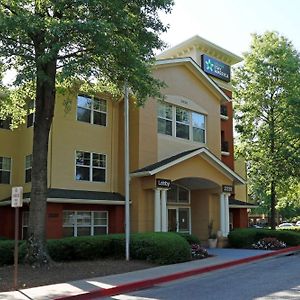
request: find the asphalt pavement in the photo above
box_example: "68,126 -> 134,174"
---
0,247 -> 299,300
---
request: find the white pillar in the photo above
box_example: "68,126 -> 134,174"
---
220,193 -> 226,237
161,189 -> 167,232
220,192 -> 230,237
154,189 -> 161,232
224,193 -> 230,236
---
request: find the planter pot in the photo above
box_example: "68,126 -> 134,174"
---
208,238 -> 218,248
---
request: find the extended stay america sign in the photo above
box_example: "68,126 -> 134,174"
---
201,54 -> 231,82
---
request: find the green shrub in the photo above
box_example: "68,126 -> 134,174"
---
0,232 -> 191,266
176,233 -> 201,245
0,240 -> 15,265
130,232 -> 191,264
228,228 -> 300,248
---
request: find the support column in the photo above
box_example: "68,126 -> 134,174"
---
154,189 -> 161,232
224,193 -> 230,236
161,189 -> 167,232
220,193 -> 226,237
220,192 -> 230,237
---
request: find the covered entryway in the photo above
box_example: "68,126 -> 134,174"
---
130,147 -> 245,241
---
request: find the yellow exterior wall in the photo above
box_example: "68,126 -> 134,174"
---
234,157 -> 247,202
152,64 -> 221,160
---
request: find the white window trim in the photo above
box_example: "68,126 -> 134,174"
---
167,207 -> 191,234
25,154 -> 32,183
75,150 -> 107,183
0,156 -> 12,185
158,102 -> 206,144
63,210 -> 108,237
76,94 -> 107,127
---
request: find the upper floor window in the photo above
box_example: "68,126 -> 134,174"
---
75,151 -> 106,182
77,95 -> 107,126
0,156 -> 11,184
25,154 -> 32,183
0,118 -> 11,130
157,102 -> 206,143
27,100 -> 35,128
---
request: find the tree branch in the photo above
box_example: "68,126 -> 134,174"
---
0,2 -> 19,15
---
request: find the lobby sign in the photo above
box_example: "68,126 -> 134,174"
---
222,185 -> 233,193
201,54 -> 230,82
156,178 -> 171,189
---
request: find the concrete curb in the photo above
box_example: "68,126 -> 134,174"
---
56,246 -> 300,300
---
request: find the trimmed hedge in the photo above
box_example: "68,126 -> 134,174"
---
0,232 -> 191,266
228,228 -> 300,248
176,233 -> 201,245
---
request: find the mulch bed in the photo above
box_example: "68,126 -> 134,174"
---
0,259 -> 156,292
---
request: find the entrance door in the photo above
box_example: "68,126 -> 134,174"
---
168,208 -> 177,232
168,207 -> 190,233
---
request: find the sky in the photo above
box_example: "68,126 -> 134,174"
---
158,0 -> 300,57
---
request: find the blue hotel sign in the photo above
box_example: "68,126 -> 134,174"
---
201,55 -> 231,82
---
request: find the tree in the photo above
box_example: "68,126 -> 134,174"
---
0,0 -> 174,266
233,32 -> 300,229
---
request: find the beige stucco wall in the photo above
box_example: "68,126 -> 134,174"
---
234,157 -> 247,202
151,64 -> 222,161
49,93 -> 119,193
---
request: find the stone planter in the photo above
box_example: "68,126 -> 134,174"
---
208,238 -> 218,248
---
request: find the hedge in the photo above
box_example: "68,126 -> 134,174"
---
176,233 -> 201,245
228,228 -> 300,248
0,232 -> 191,266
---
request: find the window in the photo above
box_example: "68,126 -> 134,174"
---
167,184 -> 190,204
157,102 -> 206,143
176,107 -> 190,140
77,95 -> 107,126
27,100 -> 35,128
157,102 -> 172,136
63,211 -> 108,237
75,151 -> 106,182
25,154 -> 32,183
0,157 -> 11,184
22,211 -> 29,240
0,118 -> 11,130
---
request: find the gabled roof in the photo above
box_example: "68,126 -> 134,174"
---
131,147 -> 245,185
157,35 -> 243,66
229,198 -> 257,208
155,57 -> 231,103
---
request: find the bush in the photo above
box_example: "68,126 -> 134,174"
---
0,240 -> 15,265
228,228 -> 300,249
0,232 -> 192,266
176,233 -> 201,245
130,232 -> 191,264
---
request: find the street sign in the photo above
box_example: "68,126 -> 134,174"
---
11,187 -> 23,207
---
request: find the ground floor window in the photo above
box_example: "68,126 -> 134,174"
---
168,207 -> 190,233
63,211 -> 108,237
22,211 -> 29,240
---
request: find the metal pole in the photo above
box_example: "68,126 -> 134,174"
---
14,207 -> 19,290
124,81 -> 130,261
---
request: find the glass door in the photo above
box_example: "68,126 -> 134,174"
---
168,207 -> 190,233
168,208 -> 177,232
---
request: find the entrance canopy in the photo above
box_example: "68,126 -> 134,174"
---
131,147 -> 245,186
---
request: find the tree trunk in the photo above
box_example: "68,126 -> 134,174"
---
270,180 -> 276,229
25,60 -> 57,266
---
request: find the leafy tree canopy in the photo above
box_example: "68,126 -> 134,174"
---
233,31 -> 300,227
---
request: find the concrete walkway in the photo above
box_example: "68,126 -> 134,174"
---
1,247 -> 299,300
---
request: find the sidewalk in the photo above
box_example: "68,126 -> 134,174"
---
1,247 -> 299,300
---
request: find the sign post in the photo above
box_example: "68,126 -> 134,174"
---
11,186 -> 23,290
